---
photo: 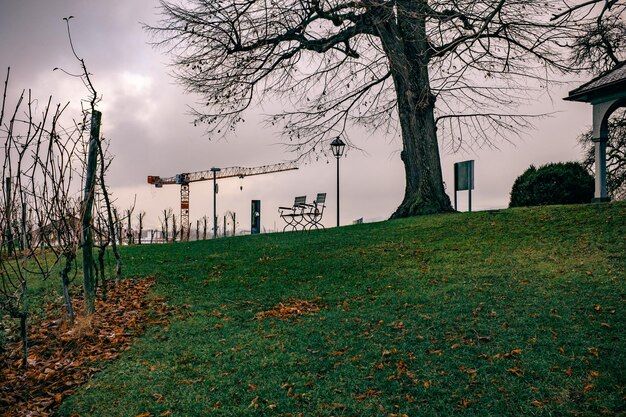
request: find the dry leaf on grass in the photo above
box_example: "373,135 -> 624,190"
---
0,277 -> 181,417
255,299 -> 322,319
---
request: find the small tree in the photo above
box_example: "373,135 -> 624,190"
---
137,211 -> 146,244
172,213 -> 178,242
96,139 -> 123,283
125,208 -> 134,245
160,208 -> 172,242
509,162 -> 594,208
0,68 -> 80,364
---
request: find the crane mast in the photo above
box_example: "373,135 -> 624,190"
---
148,161 -> 298,240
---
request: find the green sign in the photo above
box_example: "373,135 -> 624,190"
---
454,160 -> 474,191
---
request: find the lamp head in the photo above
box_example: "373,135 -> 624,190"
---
330,137 -> 346,158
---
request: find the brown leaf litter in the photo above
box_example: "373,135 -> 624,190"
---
255,299 -> 323,320
0,277 -> 181,417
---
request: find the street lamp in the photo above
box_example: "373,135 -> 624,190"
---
330,137 -> 346,227
210,167 -> 221,238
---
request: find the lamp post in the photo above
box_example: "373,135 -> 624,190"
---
210,167 -> 221,238
330,137 -> 346,227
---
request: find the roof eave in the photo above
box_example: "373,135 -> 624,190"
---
565,79 -> 626,103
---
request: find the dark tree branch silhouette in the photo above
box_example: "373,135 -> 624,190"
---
554,0 -> 625,74
1,67 -> 84,365
149,0 -> 598,216
56,16 -> 122,311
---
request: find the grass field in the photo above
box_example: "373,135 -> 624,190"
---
56,202 -> 624,416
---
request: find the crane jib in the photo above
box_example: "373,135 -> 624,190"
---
146,161 -> 299,241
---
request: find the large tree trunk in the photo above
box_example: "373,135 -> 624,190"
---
375,3 -> 453,217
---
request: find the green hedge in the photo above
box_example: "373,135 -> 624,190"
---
509,162 -> 594,207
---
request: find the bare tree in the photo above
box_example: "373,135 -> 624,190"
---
557,0 -> 625,74
0,68 -> 81,364
54,16 -> 115,314
93,208 -> 110,299
95,138 -> 123,283
160,208 -> 172,242
224,210 -> 236,237
171,213 -> 178,242
228,211 -> 236,236
113,207 -> 123,246
137,211 -> 146,244
124,201 -> 136,245
149,0 -> 600,217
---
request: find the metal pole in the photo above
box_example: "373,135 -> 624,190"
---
336,156 -> 340,227
81,110 -> 101,315
468,162 -> 472,213
212,171 -> 217,239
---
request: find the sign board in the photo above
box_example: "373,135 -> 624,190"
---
251,200 -> 261,234
453,160 -> 475,212
454,160 -> 474,191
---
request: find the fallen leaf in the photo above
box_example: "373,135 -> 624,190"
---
507,367 -> 524,377
177,378 -> 204,384
458,399 -> 471,409
249,396 -> 259,409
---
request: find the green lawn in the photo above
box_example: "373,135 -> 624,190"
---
58,203 -> 625,416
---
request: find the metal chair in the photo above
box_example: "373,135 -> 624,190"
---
278,196 -> 307,232
303,193 -> 326,230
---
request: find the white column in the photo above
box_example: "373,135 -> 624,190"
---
591,100 -> 617,202
593,138 -> 607,200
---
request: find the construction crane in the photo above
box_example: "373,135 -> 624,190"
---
147,161 -> 298,240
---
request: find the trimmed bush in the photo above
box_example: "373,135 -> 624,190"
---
509,162 -> 594,207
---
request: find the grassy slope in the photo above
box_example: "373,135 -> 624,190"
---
58,203 -> 625,416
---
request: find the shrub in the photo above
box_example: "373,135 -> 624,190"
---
509,162 -> 594,207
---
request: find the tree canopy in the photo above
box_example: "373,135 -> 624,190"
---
149,0 -> 614,217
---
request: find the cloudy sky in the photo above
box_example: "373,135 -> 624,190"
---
0,0 -> 595,233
